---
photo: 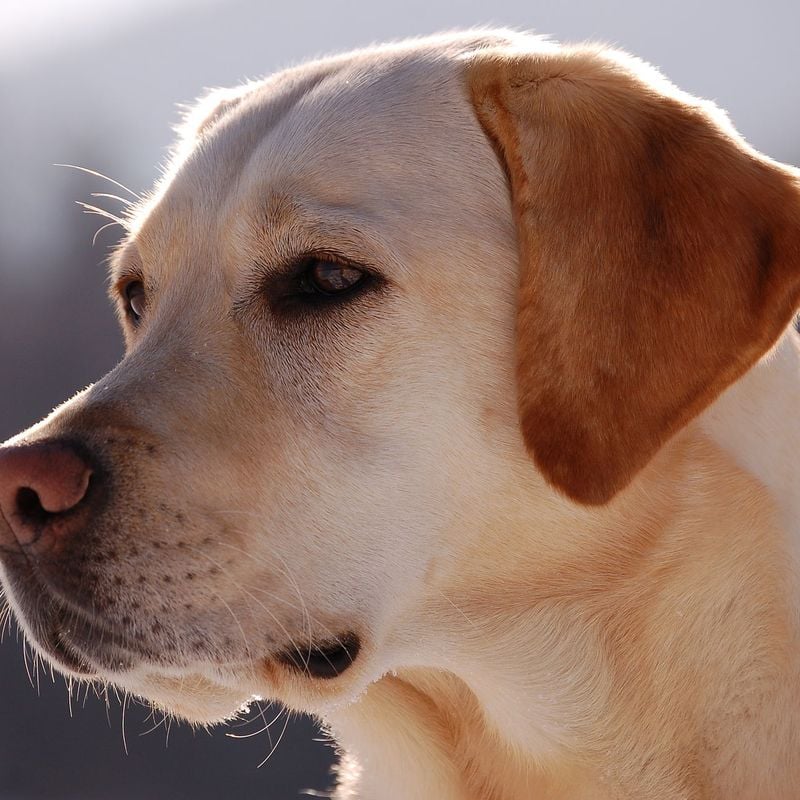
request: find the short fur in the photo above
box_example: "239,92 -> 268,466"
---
1,30 -> 800,799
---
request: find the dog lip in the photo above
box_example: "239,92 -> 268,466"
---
42,606 -> 143,677
276,632 -> 361,680
1,556 -> 137,678
44,618 -> 97,677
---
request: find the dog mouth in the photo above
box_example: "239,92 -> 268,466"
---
40,611 -> 107,677
7,559 -> 363,686
11,597 -> 135,679
0,553 -> 135,678
276,632 -> 361,679
26,596 -> 137,679
3,544 -> 363,689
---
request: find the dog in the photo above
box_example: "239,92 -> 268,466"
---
1,29 -> 800,799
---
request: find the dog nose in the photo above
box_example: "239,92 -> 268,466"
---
0,441 -> 93,546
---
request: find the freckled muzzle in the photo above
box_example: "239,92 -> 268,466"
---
0,419 -> 363,694
0,431 -> 185,677
0,544 -> 135,678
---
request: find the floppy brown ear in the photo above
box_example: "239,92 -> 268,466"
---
466,45 -> 800,505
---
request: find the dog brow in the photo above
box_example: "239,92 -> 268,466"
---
105,238 -> 139,284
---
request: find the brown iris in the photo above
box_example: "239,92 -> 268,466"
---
304,260 -> 365,295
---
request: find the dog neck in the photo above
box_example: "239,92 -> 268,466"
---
328,328 -> 800,799
700,328 -> 800,593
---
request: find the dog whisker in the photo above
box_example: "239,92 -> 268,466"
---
90,191 -> 135,207
91,220 -> 123,247
437,589 -> 479,631
21,637 -> 36,692
256,706 -> 292,769
54,163 -> 141,200
184,544 -> 307,668
206,534 -> 352,660
75,201 -> 129,228
120,691 -> 130,756
205,513 -> 320,644
226,702 -> 286,739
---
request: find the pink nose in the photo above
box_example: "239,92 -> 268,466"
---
0,441 -> 93,547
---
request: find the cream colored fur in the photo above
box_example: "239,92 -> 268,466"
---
1,30 -> 799,799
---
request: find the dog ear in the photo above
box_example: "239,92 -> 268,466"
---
467,46 -> 800,504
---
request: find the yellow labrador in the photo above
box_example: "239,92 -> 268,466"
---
1,29 -> 800,799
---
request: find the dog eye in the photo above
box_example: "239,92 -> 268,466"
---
124,281 -> 147,324
302,260 -> 365,296
257,255 -> 381,317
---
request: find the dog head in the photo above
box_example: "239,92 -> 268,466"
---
1,30 -> 799,723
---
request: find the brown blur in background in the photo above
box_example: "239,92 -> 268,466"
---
1,0 -> 799,797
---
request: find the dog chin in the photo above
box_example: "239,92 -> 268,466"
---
117,670 -> 255,725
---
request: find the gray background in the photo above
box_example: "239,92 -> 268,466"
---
1,0 -> 798,797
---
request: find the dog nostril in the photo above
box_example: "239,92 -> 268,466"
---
15,486 -> 52,527
0,441 -> 95,548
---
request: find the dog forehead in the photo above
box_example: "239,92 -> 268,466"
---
129,34 -> 520,282
211,50 -> 495,213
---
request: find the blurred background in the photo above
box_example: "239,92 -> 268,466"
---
1,0 -> 798,797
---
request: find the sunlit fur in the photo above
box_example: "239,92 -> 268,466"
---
2,29 -> 800,799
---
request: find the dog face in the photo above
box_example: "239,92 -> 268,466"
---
0,34 -> 529,722
1,31 -> 799,725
